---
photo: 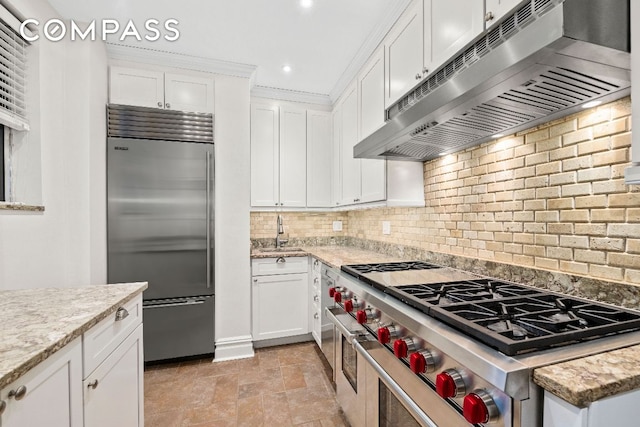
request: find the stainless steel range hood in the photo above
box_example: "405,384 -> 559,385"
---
354,0 -> 630,161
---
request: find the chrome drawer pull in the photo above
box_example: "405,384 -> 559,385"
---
276,257 -> 286,264
8,385 -> 27,400
115,307 -> 129,321
87,380 -> 99,389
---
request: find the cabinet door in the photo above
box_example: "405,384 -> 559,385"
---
164,73 -> 215,113
424,0 -> 485,75
279,107 -> 307,207
358,48 -> 385,141
485,0 -> 525,27
384,0 -> 424,108
109,66 -> 164,109
252,273 -> 309,341
331,107 -> 343,207
251,104 -> 280,207
340,85 -> 361,205
307,110 -> 333,207
1,339 -> 82,427
361,159 -> 386,203
84,325 -> 144,427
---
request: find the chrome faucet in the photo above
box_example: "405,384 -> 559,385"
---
276,214 -> 288,248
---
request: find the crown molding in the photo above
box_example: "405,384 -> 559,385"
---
328,0 -> 411,104
251,85 -> 332,106
106,43 -> 257,79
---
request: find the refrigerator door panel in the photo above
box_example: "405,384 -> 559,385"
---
107,137 -> 214,300
143,296 -> 215,361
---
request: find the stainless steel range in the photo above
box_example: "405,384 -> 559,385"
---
324,261 -> 640,427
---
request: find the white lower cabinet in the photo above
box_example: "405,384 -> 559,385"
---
543,389 -> 640,427
252,257 -> 309,342
0,338 -> 83,427
83,324 -> 144,427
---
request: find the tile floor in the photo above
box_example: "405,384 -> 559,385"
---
144,342 -> 349,426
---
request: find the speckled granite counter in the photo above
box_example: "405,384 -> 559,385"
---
533,344 -> 640,407
251,245 -> 405,269
0,282 -> 147,389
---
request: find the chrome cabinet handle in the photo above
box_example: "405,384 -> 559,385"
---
206,151 -> 212,289
165,102 -> 171,108
8,385 -> 27,400
314,313 -> 319,319
314,277 -> 319,284
0,400 -> 5,415
422,67 -> 429,75
253,278 -> 258,283
314,295 -> 320,302
157,102 -> 163,108
415,73 -> 422,80
87,380 -> 99,389
115,307 -> 129,321
485,11 -> 494,22
276,257 -> 286,264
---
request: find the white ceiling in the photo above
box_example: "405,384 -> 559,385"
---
47,0 -> 402,96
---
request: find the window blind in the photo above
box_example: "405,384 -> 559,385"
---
0,7 -> 28,131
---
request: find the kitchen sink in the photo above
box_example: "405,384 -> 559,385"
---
258,247 -> 304,253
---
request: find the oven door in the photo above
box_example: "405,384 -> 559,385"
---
326,307 -> 366,427
354,339 -> 472,427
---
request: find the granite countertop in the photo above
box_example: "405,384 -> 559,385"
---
251,245 -> 405,269
533,344 -> 640,407
0,282 -> 147,389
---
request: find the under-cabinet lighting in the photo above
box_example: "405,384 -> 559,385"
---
582,100 -> 602,109
492,133 -> 504,138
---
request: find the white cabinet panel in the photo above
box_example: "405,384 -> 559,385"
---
109,67 -> 164,109
485,0 -> 525,27
424,0 -> 485,75
385,0 -> 424,108
341,85 -> 361,205
307,111 -> 333,207
84,325 -> 144,427
1,338 -> 82,427
358,48 -> 385,140
279,107 -> 307,207
250,104 -> 280,207
331,107 -> 343,207
361,159 -> 386,203
252,273 -> 309,341
164,73 -> 215,113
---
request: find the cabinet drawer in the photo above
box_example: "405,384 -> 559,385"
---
83,294 -> 142,377
252,256 -> 309,276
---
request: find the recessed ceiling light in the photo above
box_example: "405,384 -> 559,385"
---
282,65 -> 292,73
300,0 -> 313,8
492,133 -> 504,138
582,100 -> 602,109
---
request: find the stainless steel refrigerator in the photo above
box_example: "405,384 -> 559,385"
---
106,104 -> 215,362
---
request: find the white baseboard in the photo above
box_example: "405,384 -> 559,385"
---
214,335 -> 255,361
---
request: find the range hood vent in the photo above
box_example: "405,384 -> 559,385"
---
357,0 -> 630,161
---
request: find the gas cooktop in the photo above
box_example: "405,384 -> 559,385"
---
341,261 -> 640,355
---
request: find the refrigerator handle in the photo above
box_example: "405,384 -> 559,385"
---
206,151 -> 212,289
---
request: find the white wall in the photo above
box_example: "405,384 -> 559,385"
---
0,0 -> 108,289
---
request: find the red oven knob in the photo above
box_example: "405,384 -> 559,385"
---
393,338 -> 416,358
463,390 -> 499,424
334,292 -> 342,303
355,308 -> 377,324
436,369 -> 465,398
377,325 -> 398,344
410,350 -> 436,374
344,298 -> 362,313
328,287 -> 336,297
333,288 -> 349,303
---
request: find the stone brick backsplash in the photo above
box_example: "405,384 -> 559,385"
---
250,97 -> 640,287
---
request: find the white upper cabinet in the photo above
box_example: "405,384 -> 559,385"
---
361,159 -> 386,203
358,47 -> 386,141
307,111 -> 333,208
110,67 -> 164,109
279,107 -> 307,207
340,84 -> 362,205
485,0 -> 525,27
424,0 -> 485,76
109,66 -> 214,113
384,0 -> 424,108
251,104 -> 280,207
164,73 -> 215,113
331,106 -> 343,207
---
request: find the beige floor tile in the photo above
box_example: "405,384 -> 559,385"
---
262,392 -> 294,426
236,395 -> 264,427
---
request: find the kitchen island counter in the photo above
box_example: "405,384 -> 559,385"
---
0,282 -> 147,389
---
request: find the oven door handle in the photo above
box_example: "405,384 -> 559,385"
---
325,307 -> 361,345
353,339 -> 439,427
